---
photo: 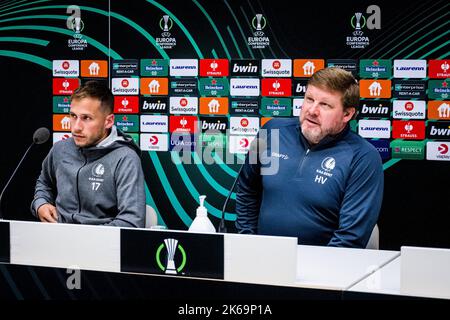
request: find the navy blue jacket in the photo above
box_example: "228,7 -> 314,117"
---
235,118 -> 383,248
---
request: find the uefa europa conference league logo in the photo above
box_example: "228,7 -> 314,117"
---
156,238 -> 187,274
346,5 -> 381,49
248,14 -> 270,49
157,15 -> 177,49
66,5 -> 87,51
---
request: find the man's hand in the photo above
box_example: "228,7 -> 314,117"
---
37,203 -> 58,223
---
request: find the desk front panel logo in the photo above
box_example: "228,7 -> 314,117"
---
120,230 -> 224,279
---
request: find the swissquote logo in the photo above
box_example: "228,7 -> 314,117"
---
229,117 -> 259,135
261,59 -> 292,77
169,97 -> 198,114
156,238 -> 187,274
392,100 -> 425,119
111,78 -> 139,95
53,60 -> 79,77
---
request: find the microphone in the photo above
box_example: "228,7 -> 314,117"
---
217,137 -> 266,233
0,127 -> 50,219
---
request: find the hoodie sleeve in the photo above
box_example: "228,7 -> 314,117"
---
328,149 -> 384,248
31,148 -> 57,218
106,151 -> 145,228
235,145 -> 262,234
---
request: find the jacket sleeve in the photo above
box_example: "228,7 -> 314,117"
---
235,146 -> 262,234
30,148 -> 57,218
328,150 -> 384,248
106,152 -> 145,228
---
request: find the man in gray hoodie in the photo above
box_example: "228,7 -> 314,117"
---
31,81 -> 145,228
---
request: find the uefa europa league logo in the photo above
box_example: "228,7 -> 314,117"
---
156,238 -> 187,275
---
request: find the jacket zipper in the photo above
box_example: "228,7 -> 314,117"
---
300,148 -> 310,174
76,150 -> 87,213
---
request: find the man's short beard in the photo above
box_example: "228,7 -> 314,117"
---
301,125 -> 327,145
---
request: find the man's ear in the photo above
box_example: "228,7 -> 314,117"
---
105,113 -> 114,129
344,107 -> 356,121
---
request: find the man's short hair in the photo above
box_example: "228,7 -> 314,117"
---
71,80 -> 114,114
307,67 -> 359,112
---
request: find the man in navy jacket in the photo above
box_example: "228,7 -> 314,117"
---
236,67 -> 383,248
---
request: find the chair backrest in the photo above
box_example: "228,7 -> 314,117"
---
365,224 -> 379,250
145,205 -> 158,228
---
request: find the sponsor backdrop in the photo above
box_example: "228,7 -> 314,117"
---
0,0 -> 448,249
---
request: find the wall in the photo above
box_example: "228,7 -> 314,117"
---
0,0 -> 448,249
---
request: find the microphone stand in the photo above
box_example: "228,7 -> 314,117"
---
0,143 -> 35,219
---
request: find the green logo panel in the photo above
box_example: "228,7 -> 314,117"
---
390,140 -> 425,160
200,133 -> 225,149
140,59 -> 169,77
198,78 -> 229,96
359,59 -> 392,78
115,115 -> 139,133
260,98 -> 292,117
428,80 -> 450,99
53,96 -> 71,113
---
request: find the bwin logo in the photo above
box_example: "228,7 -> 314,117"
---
156,238 -> 187,274
321,157 -> 336,171
92,163 -> 105,177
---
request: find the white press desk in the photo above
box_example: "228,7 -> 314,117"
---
1,220 -> 398,292
295,245 -> 399,291
347,246 -> 450,300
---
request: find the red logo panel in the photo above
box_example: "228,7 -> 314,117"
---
392,120 -> 425,140
169,116 -> 198,133
199,59 -> 229,77
261,78 -> 292,97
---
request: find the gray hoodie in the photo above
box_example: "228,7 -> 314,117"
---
31,126 -> 145,228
